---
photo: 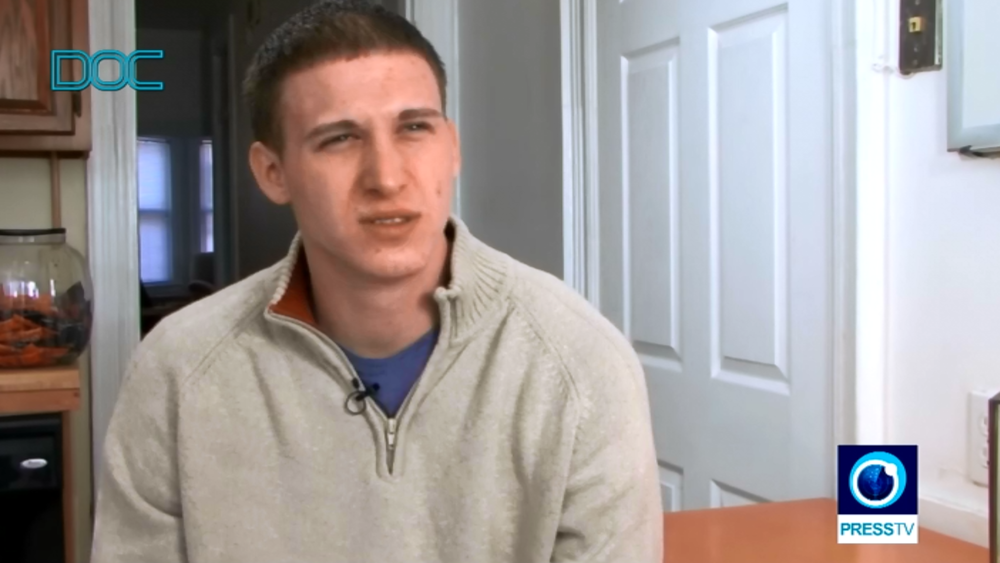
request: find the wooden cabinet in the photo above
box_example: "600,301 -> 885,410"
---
0,365 -> 82,563
0,0 -> 91,156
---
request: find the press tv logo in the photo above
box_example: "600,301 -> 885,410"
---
837,445 -> 918,544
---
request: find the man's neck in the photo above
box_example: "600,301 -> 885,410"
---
304,237 -> 451,359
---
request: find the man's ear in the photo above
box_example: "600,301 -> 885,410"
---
249,141 -> 290,205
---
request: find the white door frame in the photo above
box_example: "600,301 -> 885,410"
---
87,0 -> 140,482
559,0 -> 601,305
558,0 -> 886,481
86,0 -> 462,479
405,0 -> 462,216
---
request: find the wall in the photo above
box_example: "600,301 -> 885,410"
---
136,0 -> 217,31
136,28 -> 207,138
456,0 -> 564,277
884,22 -> 1000,546
0,157 -> 92,563
223,0 -> 312,280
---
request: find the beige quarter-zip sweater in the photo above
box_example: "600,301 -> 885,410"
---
90,217 -> 663,563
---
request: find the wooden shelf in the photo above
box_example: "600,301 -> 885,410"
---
0,364 -> 81,414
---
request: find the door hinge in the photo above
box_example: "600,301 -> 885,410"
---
71,91 -> 81,117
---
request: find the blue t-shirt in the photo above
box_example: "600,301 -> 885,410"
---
340,328 -> 438,417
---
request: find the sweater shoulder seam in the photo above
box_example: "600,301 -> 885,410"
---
175,291 -> 271,396
509,274 -> 643,415
507,299 -> 588,422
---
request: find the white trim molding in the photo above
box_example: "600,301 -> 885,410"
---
410,0 -> 462,218
852,0 -> 891,448
830,0 -> 859,452
559,0 -> 600,304
86,0 -> 140,480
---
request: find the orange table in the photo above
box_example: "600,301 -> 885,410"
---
663,498 -> 988,562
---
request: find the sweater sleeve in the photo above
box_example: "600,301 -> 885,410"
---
90,349 -> 187,563
550,346 -> 664,562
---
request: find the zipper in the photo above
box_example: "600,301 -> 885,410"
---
376,357 -> 431,475
386,417 -> 397,473
269,314 -> 413,476
270,311 -> 451,477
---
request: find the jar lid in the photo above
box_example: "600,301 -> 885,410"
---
0,228 -> 66,236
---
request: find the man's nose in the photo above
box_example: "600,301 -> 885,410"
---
362,134 -> 406,195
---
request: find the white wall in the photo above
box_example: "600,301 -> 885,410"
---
456,0 -> 564,277
883,6 -> 1000,545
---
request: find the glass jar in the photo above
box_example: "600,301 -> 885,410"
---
0,229 -> 93,369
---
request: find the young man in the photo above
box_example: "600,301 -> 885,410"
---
90,1 -> 663,561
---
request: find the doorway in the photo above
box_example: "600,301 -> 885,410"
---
131,0 -> 410,337
567,0 -> 849,511
133,0 -> 233,336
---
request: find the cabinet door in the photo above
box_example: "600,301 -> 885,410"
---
0,0 -> 90,155
0,0 -> 77,135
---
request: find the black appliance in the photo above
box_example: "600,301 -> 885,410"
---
0,413 -> 65,563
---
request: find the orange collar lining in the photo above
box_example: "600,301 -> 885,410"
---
269,249 -> 317,327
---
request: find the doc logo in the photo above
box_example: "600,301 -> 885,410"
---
837,445 -> 918,544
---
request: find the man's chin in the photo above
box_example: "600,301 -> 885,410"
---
352,253 -> 434,282
352,229 -> 449,283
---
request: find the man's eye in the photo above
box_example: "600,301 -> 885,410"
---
319,133 -> 355,147
403,122 -> 430,132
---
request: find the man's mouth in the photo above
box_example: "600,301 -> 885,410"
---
360,211 -> 420,226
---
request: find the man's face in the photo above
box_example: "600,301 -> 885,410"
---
251,51 -> 459,281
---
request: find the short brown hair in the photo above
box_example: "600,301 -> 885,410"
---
242,0 -> 447,152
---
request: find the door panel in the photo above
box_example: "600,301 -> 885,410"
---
596,0 -> 833,511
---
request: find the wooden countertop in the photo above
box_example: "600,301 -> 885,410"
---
0,365 -> 81,414
663,498 -> 988,562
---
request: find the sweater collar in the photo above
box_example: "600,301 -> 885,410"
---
265,215 -> 511,343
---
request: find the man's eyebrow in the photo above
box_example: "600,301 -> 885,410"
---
303,109 -> 443,141
304,119 -> 358,141
398,108 -> 443,120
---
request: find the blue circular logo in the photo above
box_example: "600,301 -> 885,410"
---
849,451 -> 906,509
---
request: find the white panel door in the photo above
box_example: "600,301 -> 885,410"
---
595,0 -> 833,511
